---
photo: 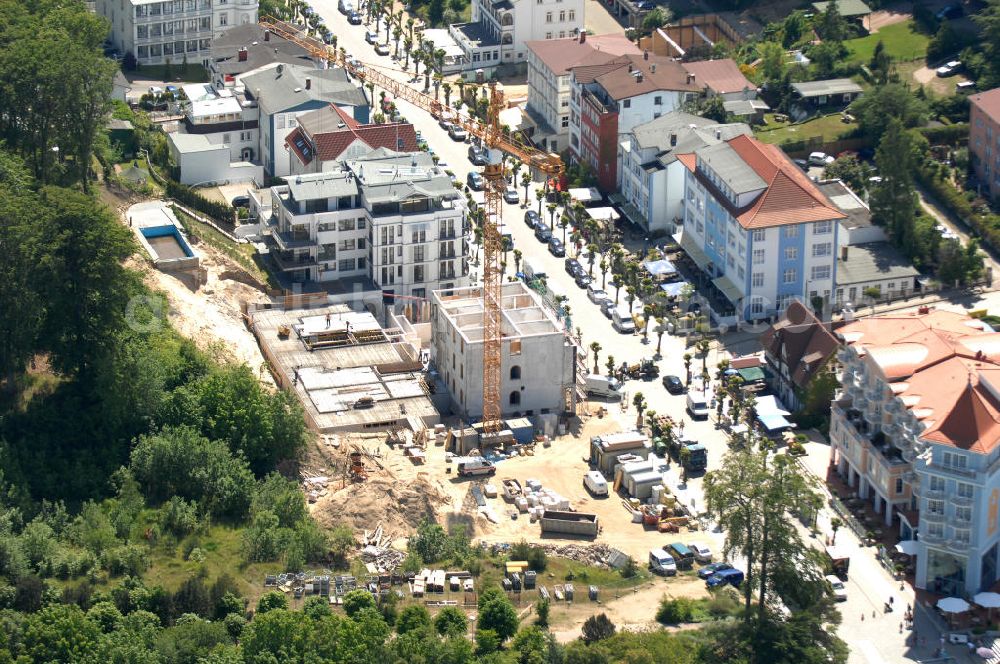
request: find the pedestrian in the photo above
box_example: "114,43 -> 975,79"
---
861,612 -> 865,622
968,641 -> 976,656
889,596 -> 894,605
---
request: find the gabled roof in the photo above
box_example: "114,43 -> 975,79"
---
525,34 -> 640,76
211,24 -> 314,76
791,78 -> 864,98
288,104 -> 418,165
760,301 -> 839,389
812,0 -> 872,18
680,59 -> 755,95
593,54 -> 701,101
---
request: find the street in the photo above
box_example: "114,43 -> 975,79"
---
301,5 -> 983,660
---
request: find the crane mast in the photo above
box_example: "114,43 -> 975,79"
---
258,17 -> 564,432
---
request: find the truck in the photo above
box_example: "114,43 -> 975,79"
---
649,548 -> 677,576
539,510 -> 599,538
682,443 -> 707,472
706,568 -> 744,588
824,545 -> 851,579
584,374 -> 623,400
455,456 -> 497,477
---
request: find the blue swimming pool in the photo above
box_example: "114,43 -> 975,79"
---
140,224 -> 194,259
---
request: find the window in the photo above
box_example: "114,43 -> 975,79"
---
545,11 -> 552,22
956,506 -> 972,522
752,249 -> 765,265
784,247 -> 797,260
509,391 -> 521,405
955,529 -> 971,545
813,220 -> 832,234
510,366 -> 521,380
812,242 -> 832,257
752,228 -> 766,242
222,133 -> 231,143
752,272 -> 764,288
218,12 -> 227,25
895,478 -> 903,494
958,482 -> 974,499
545,31 -> 552,39
943,452 -> 968,469
783,268 -> 797,284
568,9 -> 575,20
559,10 -> 565,20
561,116 -> 569,128
338,258 -> 356,271
339,239 -> 357,251
559,31 -> 565,38
927,522 -> 944,539
622,99 -> 631,108
783,225 -> 799,238
338,218 -> 356,231
929,476 -> 946,492
927,499 -> 945,515
654,96 -> 662,105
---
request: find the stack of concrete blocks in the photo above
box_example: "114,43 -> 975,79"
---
434,424 -> 447,446
618,455 -> 670,501
522,478 -> 570,521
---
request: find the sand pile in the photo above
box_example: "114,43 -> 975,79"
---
313,472 -> 453,536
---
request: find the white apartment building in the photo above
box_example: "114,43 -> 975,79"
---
524,33 -> 639,153
96,0 -> 258,66
431,281 -> 578,420
830,309 -> 1000,596
678,133 -> 845,323
448,0 -> 585,75
268,150 -> 469,298
617,111 -> 750,234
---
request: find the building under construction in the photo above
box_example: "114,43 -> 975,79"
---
249,302 -> 439,432
430,282 -> 579,422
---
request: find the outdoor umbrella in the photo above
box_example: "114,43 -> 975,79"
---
895,540 -> 920,555
977,646 -> 993,658
974,592 -> 1000,609
938,597 -> 971,613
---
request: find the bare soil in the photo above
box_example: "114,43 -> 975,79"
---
867,6 -> 912,33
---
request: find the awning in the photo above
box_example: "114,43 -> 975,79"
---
737,366 -> 765,383
586,207 -> 619,222
712,275 -> 744,304
609,192 -> 626,206
644,259 -> 676,276
755,394 -> 790,416
568,187 -> 602,204
661,281 -> 688,297
677,231 -> 711,271
759,413 -> 793,431
618,202 -> 646,228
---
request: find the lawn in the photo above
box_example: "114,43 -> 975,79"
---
844,20 -> 930,64
754,113 -> 857,146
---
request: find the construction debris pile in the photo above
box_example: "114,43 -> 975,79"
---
533,543 -> 630,569
499,478 -> 570,521
360,524 -> 406,574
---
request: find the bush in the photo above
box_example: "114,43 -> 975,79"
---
255,591 -> 287,614
508,541 -> 547,572
160,496 -> 200,537
656,597 -> 695,624
165,180 -> 233,222
918,123 -> 969,146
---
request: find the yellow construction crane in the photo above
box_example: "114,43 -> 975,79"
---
259,17 -> 565,432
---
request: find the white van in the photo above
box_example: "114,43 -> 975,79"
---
649,548 -> 677,575
583,471 -> 609,496
456,456 -> 496,477
824,574 -> 847,601
612,305 -> 636,334
585,374 -> 622,400
686,390 -> 710,420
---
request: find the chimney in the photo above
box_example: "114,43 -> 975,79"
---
715,129 -> 721,140
264,29 -> 270,41
841,245 -> 849,262
669,132 -> 676,147
305,77 -> 312,90
238,47 -> 248,62
636,73 -> 644,83
579,31 -> 586,43
643,50 -> 649,60
627,64 -> 633,72
686,73 -> 695,84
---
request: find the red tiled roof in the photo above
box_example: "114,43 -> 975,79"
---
970,87 -> 1000,123
727,135 -> 846,229
286,117 -> 418,165
681,59 -> 754,95
759,300 -> 838,389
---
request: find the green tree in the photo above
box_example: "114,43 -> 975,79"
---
974,0 -> 1000,88
758,41 -> 785,83
409,517 -> 448,563
428,0 -> 444,25
434,606 -> 469,636
823,154 -> 873,197
851,83 -> 928,141
815,0 -> 848,42
869,40 -> 892,84
870,119 -> 919,254
581,613 -> 616,642
535,598 -> 550,627
642,7 -> 670,34
343,589 -> 377,617
590,342 -> 602,373
511,625 -> 547,664
781,11 -> 806,47
396,605 -> 432,634
256,591 -> 287,614
477,586 -> 519,642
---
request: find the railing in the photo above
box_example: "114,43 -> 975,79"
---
932,464 -> 977,480
826,492 -> 868,541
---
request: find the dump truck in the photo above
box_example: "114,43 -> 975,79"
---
539,510 -> 599,538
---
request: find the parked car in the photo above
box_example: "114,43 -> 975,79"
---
534,226 -> 552,242
599,298 -> 615,318
823,574 -> 848,601
586,285 -> 606,302
662,374 -> 684,395
448,124 -> 468,141
321,29 -> 334,43
548,237 -> 565,256
365,30 -> 379,44
574,272 -> 592,288
957,80 -> 977,92
337,0 -> 353,13
808,151 -> 834,166
524,209 -> 541,228
468,145 -> 486,165
564,258 -> 582,275
793,158 -> 808,170
688,543 -> 712,563
348,11 -> 363,24
467,172 -> 484,190
374,42 -> 391,56
936,60 -> 962,77
649,548 -> 677,576
583,471 -> 609,496
706,568 -> 744,588
698,562 -> 733,580
503,186 -> 519,204
231,195 -> 250,208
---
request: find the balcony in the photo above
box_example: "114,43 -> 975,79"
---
272,229 -> 313,250
923,510 -> 946,523
953,494 -> 974,507
271,251 -> 317,271
947,539 -> 971,553
932,463 -> 977,480
921,532 -> 945,545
